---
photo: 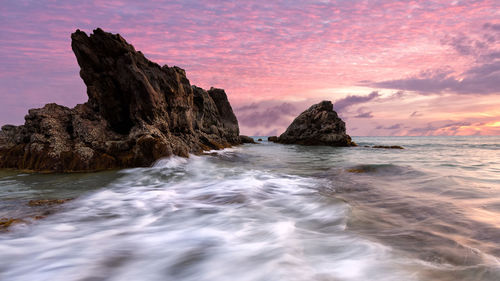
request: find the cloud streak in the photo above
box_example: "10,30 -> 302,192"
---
369,62 -> 500,95
333,91 -> 379,113
368,22 -> 500,95
0,0 -> 499,136
238,102 -> 298,128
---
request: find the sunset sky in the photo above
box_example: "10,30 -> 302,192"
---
1,0 -> 499,136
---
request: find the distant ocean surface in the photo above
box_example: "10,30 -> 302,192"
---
0,136 -> 499,281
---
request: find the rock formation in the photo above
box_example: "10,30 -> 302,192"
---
0,28 -> 242,171
372,145 -> 404,149
268,136 -> 278,142
277,101 -> 356,146
239,135 -> 256,144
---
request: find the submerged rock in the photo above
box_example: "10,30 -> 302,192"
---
372,145 -> 404,149
0,198 -> 74,231
27,198 -> 73,207
0,218 -> 25,230
277,101 -> 356,146
347,168 -> 365,173
0,28 -> 241,171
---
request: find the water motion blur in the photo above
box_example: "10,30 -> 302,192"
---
0,136 -> 499,281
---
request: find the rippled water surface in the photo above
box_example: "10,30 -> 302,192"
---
0,136 -> 499,281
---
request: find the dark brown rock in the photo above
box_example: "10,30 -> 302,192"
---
0,218 -> 25,230
257,138 -> 263,141
1,198 -> 73,231
372,145 -> 404,149
0,28 -> 240,172
277,101 -> 356,146
27,198 -> 73,207
239,135 -> 256,144
268,136 -> 278,142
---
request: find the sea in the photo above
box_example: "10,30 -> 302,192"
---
0,136 -> 499,281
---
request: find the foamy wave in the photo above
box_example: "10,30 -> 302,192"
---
4,136 -> 498,281
0,156 -> 423,281
202,146 -> 241,155
152,156 -> 189,169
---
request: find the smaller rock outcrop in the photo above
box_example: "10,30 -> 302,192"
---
239,135 -> 256,144
268,136 -> 278,142
277,101 -> 355,146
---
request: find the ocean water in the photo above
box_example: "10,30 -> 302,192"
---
0,136 -> 499,281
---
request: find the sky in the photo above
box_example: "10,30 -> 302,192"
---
1,0 -> 499,136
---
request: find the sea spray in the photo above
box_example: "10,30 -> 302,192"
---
0,136 -> 499,280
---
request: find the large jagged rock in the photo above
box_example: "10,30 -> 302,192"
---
0,28 -> 241,171
277,101 -> 356,146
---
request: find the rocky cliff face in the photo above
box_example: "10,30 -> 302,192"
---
0,28 -> 241,171
277,101 -> 356,146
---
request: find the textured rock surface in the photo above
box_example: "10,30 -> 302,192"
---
0,28 -> 241,171
277,101 -> 356,146
268,136 -> 278,142
239,135 -> 256,144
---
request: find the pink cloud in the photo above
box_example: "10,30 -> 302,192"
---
0,0 -> 499,136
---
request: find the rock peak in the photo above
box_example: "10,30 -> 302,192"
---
309,100 -> 333,111
277,100 -> 355,146
0,28 -> 241,171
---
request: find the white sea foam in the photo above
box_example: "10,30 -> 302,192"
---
152,155 -> 189,169
0,154 -> 421,281
2,137 -> 499,280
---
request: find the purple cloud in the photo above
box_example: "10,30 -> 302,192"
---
354,112 -> 373,118
410,111 -> 422,117
483,23 -> 500,31
1,1 -> 499,137
236,103 -> 260,111
409,121 -> 472,135
237,102 -> 298,128
376,123 -> 403,130
369,25 -> 500,95
353,107 -> 373,118
441,23 -> 499,62
253,128 -> 279,137
369,62 -> 500,95
333,91 -> 379,112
